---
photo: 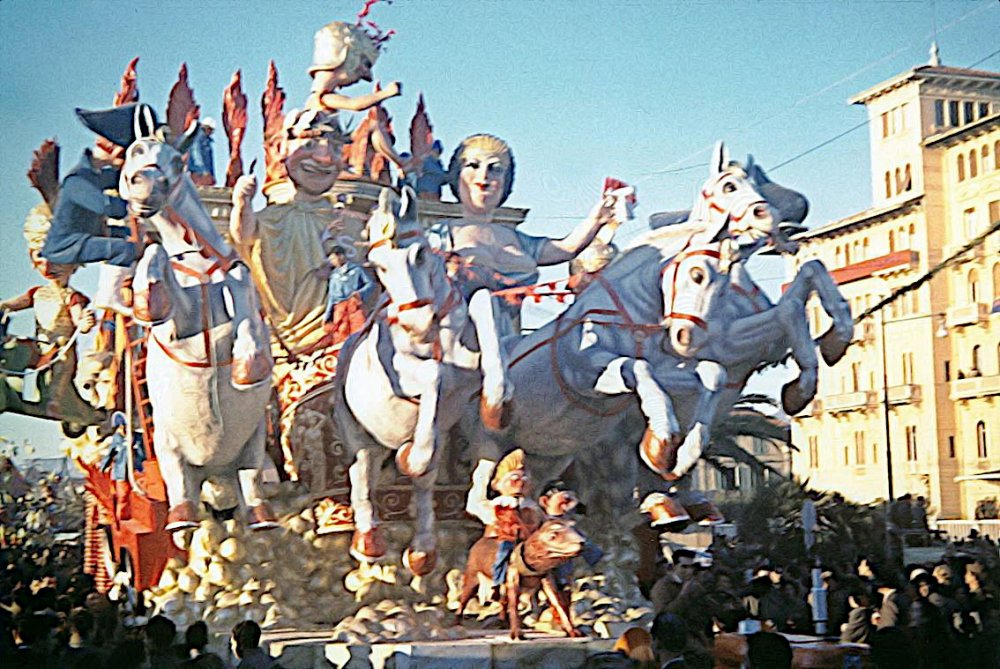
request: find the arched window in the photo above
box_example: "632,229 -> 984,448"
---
969,269 -> 980,303
970,151 -> 978,178
909,224 -> 916,248
992,263 -> 1000,301
851,362 -> 860,392
863,238 -> 870,259
971,345 -> 981,376
845,244 -> 851,265
977,422 -> 988,459
983,145 -> 991,174
889,230 -> 895,252
958,154 -> 966,181
885,172 -> 892,198
995,140 -> 1000,169
904,164 -> 912,191
895,167 -> 903,194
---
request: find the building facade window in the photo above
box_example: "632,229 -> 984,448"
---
969,269 -> 979,304
906,426 -> 918,462
995,140 -> 1000,169
855,431 -> 866,465
990,201 -> 1000,227
979,101 -> 990,118
903,164 -> 912,191
971,345 -> 981,377
935,100 -> 945,127
884,171 -> 892,198
965,208 -> 977,238
977,422 -> 988,459
964,101 -> 975,125
948,436 -> 955,459
970,151 -> 978,178
983,145 -> 991,174
958,154 -> 965,181
949,100 -> 960,127
808,436 -> 819,469
889,230 -> 895,252
881,112 -> 890,138
992,262 -> 1000,303
843,442 -> 849,466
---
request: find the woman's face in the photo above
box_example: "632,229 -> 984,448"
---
458,146 -> 508,215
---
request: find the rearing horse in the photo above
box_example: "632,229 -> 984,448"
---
117,104 -> 276,531
333,187 -> 513,575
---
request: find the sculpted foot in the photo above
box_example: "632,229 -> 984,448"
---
781,380 -> 812,416
132,281 -> 171,325
639,428 -> 679,478
403,547 -> 437,576
165,501 -> 199,532
247,502 -> 280,531
350,527 -> 387,562
395,440 -> 434,478
819,325 -> 851,365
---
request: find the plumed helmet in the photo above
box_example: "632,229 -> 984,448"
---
309,21 -> 380,75
491,448 -> 525,490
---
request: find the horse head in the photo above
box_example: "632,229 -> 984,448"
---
689,142 -> 777,255
118,106 -> 199,217
659,241 -> 730,357
367,188 -> 454,344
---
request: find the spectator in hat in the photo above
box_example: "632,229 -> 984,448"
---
188,118 -> 216,187
321,244 -> 375,345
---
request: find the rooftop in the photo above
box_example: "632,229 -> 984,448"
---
849,63 -> 1000,106
795,195 -> 922,241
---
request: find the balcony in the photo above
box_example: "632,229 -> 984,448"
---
824,391 -> 876,413
829,250 -> 919,286
887,384 -> 922,405
947,303 -> 989,327
951,374 -> 1000,400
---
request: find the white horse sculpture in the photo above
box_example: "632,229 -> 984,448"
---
115,105 -> 276,532
333,187 -> 513,575
466,142 -> 825,504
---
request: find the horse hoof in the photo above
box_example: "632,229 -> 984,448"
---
132,282 -> 170,325
819,326 -> 850,365
247,503 -> 280,531
165,502 -> 199,532
781,381 -> 812,416
395,442 -> 431,478
350,528 -> 387,562
639,429 -> 678,476
480,395 -> 513,432
232,354 -> 272,389
403,547 -> 437,576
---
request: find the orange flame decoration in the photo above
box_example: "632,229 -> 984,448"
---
27,139 -> 60,209
167,63 -> 200,139
343,83 -> 393,185
222,70 -> 248,188
96,58 -> 140,157
409,94 -> 435,162
261,60 -> 288,190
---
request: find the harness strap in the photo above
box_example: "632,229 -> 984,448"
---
163,206 -> 237,272
152,332 -> 232,368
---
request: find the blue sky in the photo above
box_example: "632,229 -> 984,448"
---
2,0 -> 998,456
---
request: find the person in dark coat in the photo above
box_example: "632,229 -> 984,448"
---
231,620 -> 278,669
40,105 -> 144,268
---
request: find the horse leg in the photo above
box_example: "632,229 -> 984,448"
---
593,356 -> 681,475
157,437 -> 200,531
799,260 -> 853,365
404,448 -> 440,577
395,360 -> 441,479
775,269 -> 823,415
132,245 -> 174,325
668,360 -> 727,479
348,447 -> 387,562
235,420 -> 279,531
468,289 -> 513,431
224,263 -> 272,388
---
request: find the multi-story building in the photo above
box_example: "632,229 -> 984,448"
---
788,52 -> 1000,520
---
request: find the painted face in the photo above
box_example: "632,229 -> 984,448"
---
458,146 -> 509,216
541,490 -> 578,517
286,136 -> 342,197
496,468 -> 529,497
29,248 -> 74,283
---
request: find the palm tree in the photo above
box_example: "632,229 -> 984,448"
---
703,394 -> 796,488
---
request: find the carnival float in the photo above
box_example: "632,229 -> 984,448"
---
0,1 -> 859,662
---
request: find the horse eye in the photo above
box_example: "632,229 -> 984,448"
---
691,267 -> 706,285
722,182 -> 736,194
